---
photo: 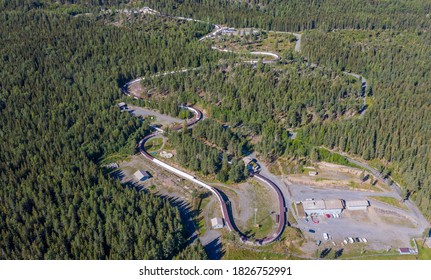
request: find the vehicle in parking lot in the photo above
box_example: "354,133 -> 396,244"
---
323,233 -> 329,240
325,214 -> 331,218
355,237 -> 361,242
309,229 -> 316,233
316,240 -> 321,246
361,238 -> 368,243
348,237 -> 354,243
343,239 -> 348,244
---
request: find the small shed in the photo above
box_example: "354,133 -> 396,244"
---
346,200 -> 369,211
118,102 -> 127,111
134,170 -> 151,181
211,217 -> 224,229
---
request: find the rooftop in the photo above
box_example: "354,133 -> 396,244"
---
303,199 -> 326,210
324,200 -> 344,209
303,199 -> 344,210
346,200 -> 369,207
211,217 -> 223,227
134,170 -> 150,180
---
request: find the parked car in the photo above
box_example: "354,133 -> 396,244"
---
361,238 -> 368,243
325,214 -> 331,218
348,237 -> 354,243
309,229 -> 316,233
316,240 -> 321,246
355,237 -> 361,243
323,233 -> 329,240
343,239 -> 348,245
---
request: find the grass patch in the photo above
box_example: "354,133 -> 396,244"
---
348,180 -> 381,192
380,215 -> 416,228
222,243 -> 294,260
144,137 -> 163,152
287,208 -> 297,226
243,180 -> 276,240
315,177 -> 331,182
268,163 -> 282,175
418,241 -> 431,260
291,202 -> 298,217
339,247 -> 416,260
196,194 -> 210,236
368,196 -> 408,211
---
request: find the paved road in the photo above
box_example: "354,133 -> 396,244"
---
210,46 -> 280,64
345,156 -> 429,229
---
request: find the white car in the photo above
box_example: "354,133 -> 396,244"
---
323,233 -> 329,240
348,237 -> 354,243
361,238 -> 368,243
343,239 -> 348,245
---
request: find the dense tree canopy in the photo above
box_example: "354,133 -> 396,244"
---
301,30 -> 431,218
1,0 -> 430,260
0,9 -> 212,259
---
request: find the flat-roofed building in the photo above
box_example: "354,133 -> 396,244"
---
346,200 -> 369,211
134,170 -> 151,181
325,200 -> 344,213
211,217 -> 224,229
302,199 -> 344,216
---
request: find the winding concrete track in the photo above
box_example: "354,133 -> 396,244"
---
118,7 -> 387,245
123,85 -> 286,245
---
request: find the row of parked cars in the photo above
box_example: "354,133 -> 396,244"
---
325,213 -> 340,219
343,237 -> 367,244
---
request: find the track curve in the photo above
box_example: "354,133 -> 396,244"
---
134,103 -> 286,245
119,8 -> 291,245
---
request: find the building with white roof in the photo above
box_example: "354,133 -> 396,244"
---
211,217 -> 224,229
346,200 -> 369,211
134,170 -> 151,181
302,199 -> 344,215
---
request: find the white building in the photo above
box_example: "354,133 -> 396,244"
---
302,199 -> 344,216
346,200 -> 369,211
134,170 -> 151,181
211,217 -> 224,229
117,102 -> 127,111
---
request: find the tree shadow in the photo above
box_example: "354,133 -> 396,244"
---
320,248 -> 332,259
257,210 -> 275,225
334,248 -> 344,259
204,237 -> 225,260
109,169 -> 126,181
164,196 -> 199,244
